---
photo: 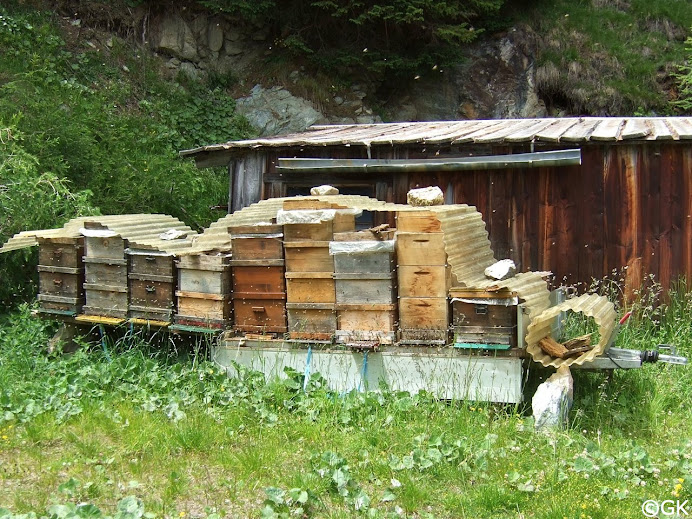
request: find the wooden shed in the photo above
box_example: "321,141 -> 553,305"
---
181,117 -> 692,293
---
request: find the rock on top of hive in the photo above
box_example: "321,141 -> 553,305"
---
407,186 -> 444,206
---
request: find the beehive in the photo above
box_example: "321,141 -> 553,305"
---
175,253 -> 232,328
280,202 -> 356,340
36,237 -> 85,316
230,224 -> 287,334
395,211 -> 450,343
82,229 -> 129,318
128,250 -> 176,322
450,288 -> 518,350
332,234 -> 397,343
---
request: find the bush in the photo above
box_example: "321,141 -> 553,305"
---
0,5 -> 255,308
0,125 -> 95,308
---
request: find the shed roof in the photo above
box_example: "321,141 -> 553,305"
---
180,117 -> 692,161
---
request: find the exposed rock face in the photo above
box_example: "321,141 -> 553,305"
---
156,12 -> 198,62
235,85 -> 329,136
388,25 -> 547,121
147,9 -> 546,132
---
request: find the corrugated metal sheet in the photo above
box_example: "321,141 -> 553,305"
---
1,214 -> 198,254
180,117 -> 692,157
525,293 -> 617,368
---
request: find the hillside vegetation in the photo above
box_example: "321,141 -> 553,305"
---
0,3 -> 254,307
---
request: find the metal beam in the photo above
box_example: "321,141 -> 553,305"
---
276,149 -> 581,174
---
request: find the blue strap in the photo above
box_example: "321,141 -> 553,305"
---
303,346 -> 312,392
358,350 -> 368,392
99,324 -> 112,362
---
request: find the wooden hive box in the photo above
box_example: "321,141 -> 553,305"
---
175,253 -> 232,329
36,237 -> 85,316
286,303 -> 336,341
230,223 -> 287,334
331,237 -> 397,343
82,231 -> 129,318
284,242 -> 333,272
128,250 -> 176,322
280,203 -> 355,340
450,288 -> 518,350
396,230 -> 449,344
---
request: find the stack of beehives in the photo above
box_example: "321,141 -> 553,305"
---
279,199 -> 356,340
1,195 -> 557,358
332,229 -> 397,344
395,211 -> 450,344
229,223 -> 287,334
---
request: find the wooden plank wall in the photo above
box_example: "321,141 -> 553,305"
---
246,142 -> 692,292
404,143 -> 692,293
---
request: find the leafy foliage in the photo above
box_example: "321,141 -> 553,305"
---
199,0 -> 506,79
673,32 -> 692,112
0,6 -> 254,307
0,126 -> 95,307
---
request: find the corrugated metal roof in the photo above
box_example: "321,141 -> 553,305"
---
180,117 -> 692,158
1,214 -> 199,254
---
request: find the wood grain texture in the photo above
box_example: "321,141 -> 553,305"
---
397,265 -> 448,298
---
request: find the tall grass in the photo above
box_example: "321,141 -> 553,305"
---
0,281 -> 691,517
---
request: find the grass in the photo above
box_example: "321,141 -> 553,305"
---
0,280 -> 691,518
525,0 -> 692,115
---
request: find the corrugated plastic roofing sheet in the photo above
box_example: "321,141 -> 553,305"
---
180,117 -> 692,157
525,293 -> 617,368
1,214 -> 198,254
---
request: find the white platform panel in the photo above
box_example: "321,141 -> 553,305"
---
213,343 -> 523,403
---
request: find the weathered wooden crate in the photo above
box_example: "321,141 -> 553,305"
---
333,250 -> 394,274
81,230 -> 130,317
38,237 -> 84,269
396,232 -> 446,266
285,272 -> 335,304
129,276 -> 175,321
335,303 -> 397,342
85,234 -> 127,261
334,273 -> 395,305
231,262 -> 285,294
284,242 -> 333,272
36,237 -> 85,315
287,303 -> 336,340
398,265 -> 449,298
129,252 -> 175,278
282,210 -> 355,242
177,254 -> 231,294
175,292 -> 232,328
233,299 -> 287,333
284,222 -> 333,242
395,211 -> 443,233
175,253 -> 232,328
450,288 -> 518,349
229,224 -> 284,261
398,297 -> 449,331
127,250 -> 176,321
452,300 -> 516,328
83,283 -> 129,318
83,259 -> 129,318
231,260 -> 287,333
